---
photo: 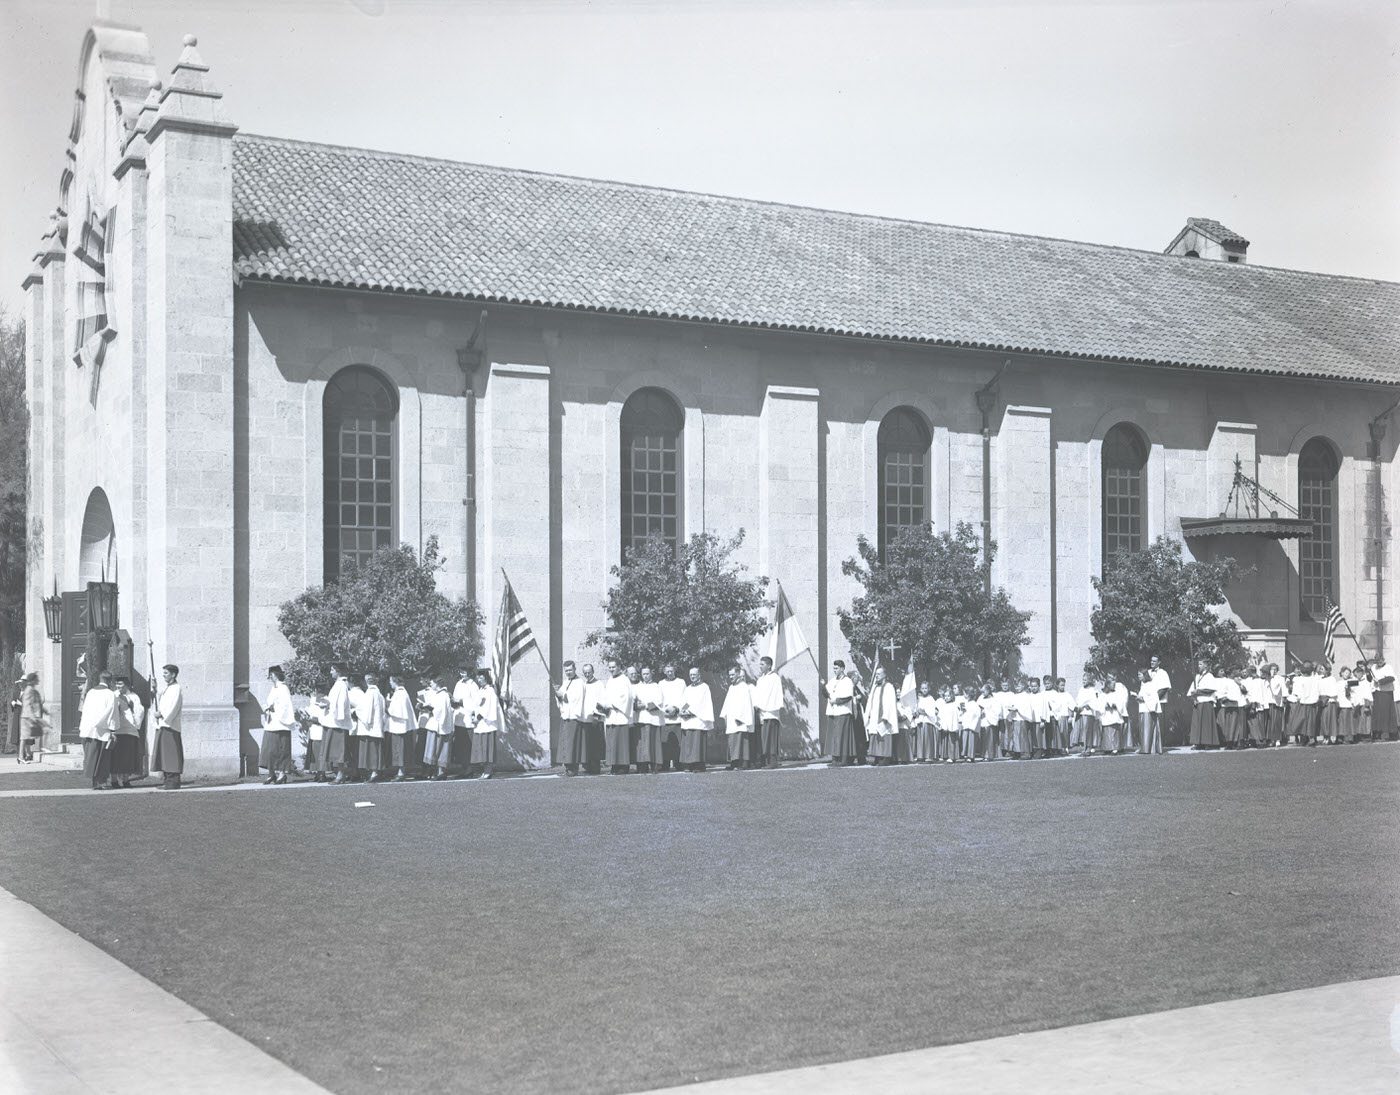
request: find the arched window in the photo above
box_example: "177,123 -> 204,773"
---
1102,423 -> 1148,562
621,388 -> 683,555
1299,438 -> 1339,620
878,407 -> 930,556
323,367 -> 398,581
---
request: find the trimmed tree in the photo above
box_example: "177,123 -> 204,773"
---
840,521 -> 1030,685
276,536 -> 483,695
1087,535 -> 1245,742
587,531 -> 769,679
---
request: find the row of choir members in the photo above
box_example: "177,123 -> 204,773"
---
553,659 -> 785,774
75,665 -> 185,790
1187,659 -> 1396,747
260,664 -> 504,783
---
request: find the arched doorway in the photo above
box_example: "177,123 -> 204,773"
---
61,489 -> 119,739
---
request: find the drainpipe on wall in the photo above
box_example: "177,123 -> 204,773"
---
457,310 -> 489,604
1368,398 -> 1398,659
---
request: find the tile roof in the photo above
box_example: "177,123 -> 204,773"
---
231,135 -> 1400,385
1187,217 -> 1250,247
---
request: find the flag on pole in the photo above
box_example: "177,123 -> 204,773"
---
768,580 -> 811,669
492,577 -> 536,702
1322,599 -> 1346,666
898,654 -> 917,710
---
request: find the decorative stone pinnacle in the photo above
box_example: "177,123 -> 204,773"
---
183,34 -> 197,46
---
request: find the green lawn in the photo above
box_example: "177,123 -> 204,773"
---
1,746 -> 1397,1095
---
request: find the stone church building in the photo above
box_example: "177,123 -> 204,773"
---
23,24 -> 1400,775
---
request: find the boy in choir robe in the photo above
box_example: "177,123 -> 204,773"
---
1144,656 -> 1171,750
1287,662 -> 1321,746
554,661 -> 587,776
1264,665 -> 1286,746
386,674 -> 416,780
1005,678 -> 1034,759
1050,677 -> 1075,754
1351,665 -> 1374,742
994,679 -> 1018,758
421,676 -> 454,779
451,668 -> 479,773
914,681 -> 937,762
634,666 -> 664,773
580,664 -> 608,775
1317,664 -> 1341,745
864,667 -> 899,765
1242,666 -> 1270,747
1335,668 -> 1359,743
307,692 -> 330,781
958,685 -> 983,761
1074,673 -> 1100,754
822,661 -> 857,766
1187,659 -> 1221,748
354,673 -> 387,782
1367,659 -> 1396,739
754,656 -> 784,769
602,660 -> 634,774
150,664 -> 184,790
471,669 -> 502,778
659,664 -> 687,772
79,672 -> 118,790
1096,673 -> 1129,753
1136,671 -> 1163,755
110,677 -> 144,788
1214,669 -> 1247,748
1032,676 -> 1056,757
721,666 -> 756,769
977,682 -> 1000,761
933,685 -> 960,763
260,665 -> 297,784
324,666 -> 354,784
679,668 -> 714,771
347,676 -> 367,776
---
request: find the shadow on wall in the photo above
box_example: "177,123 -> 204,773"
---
780,675 -> 819,759
500,695 -> 547,771
234,685 -> 262,777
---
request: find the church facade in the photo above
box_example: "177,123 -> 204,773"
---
24,24 -> 1400,775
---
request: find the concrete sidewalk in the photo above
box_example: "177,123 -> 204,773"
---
637,977 -> 1400,1094
0,886 -> 331,1095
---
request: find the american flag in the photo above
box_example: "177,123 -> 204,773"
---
1322,599 -> 1347,666
492,577 -> 536,702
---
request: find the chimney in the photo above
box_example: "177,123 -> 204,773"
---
1165,218 -> 1249,264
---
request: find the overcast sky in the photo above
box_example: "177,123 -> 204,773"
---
1,0 -> 1397,316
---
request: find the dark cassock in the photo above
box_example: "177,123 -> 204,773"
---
824,670 -> 857,764
753,666 -> 784,768
721,675 -> 755,768
659,672 -> 686,770
260,677 -> 297,781
864,675 -> 899,764
354,680 -> 387,778
1370,662 -> 1396,739
422,683 -> 454,775
110,684 -> 145,787
555,670 -> 586,774
150,677 -> 184,788
324,674 -> 354,778
602,668 -> 634,773
471,683 -> 501,777
581,674 -> 608,774
1187,669 -> 1221,747
679,674 -> 714,771
387,683 -> 417,777
634,672 -> 664,772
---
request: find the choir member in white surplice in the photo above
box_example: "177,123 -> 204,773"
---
659,664 -> 687,771
470,669 -> 501,778
753,656 -> 784,769
555,661 -> 587,776
307,693 -> 330,781
110,677 -> 145,788
720,667 -> 756,769
678,668 -> 714,771
260,665 -> 297,784
421,676 -> 454,778
324,666 -> 354,783
150,664 -> 184,789
354,673 -> 387,781
452,669 -> 480,772
823,661 -> 857,766
387,674 -> 417,780
602,660 -> 634,774
1187,659 -> 1222,748
864,667 -> 899,765
79,672 -> 118,790
580,664 -> 608,775
634,666 -> 664,773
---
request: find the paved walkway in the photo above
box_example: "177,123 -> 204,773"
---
2,879 -> 1397,1095
636,976 -> 1400,1094
0,886 -> 332,1095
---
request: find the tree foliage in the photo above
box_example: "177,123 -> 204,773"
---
588,531 -> 770,679
1087,535 -> 1246,686
840,522 -> 1030,685
276,536 -> 483,695
0,308 -> 26,678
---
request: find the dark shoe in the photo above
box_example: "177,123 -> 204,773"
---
92,783 -> 106,790
262,775 -> 275,784
368,772 -> 382,783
